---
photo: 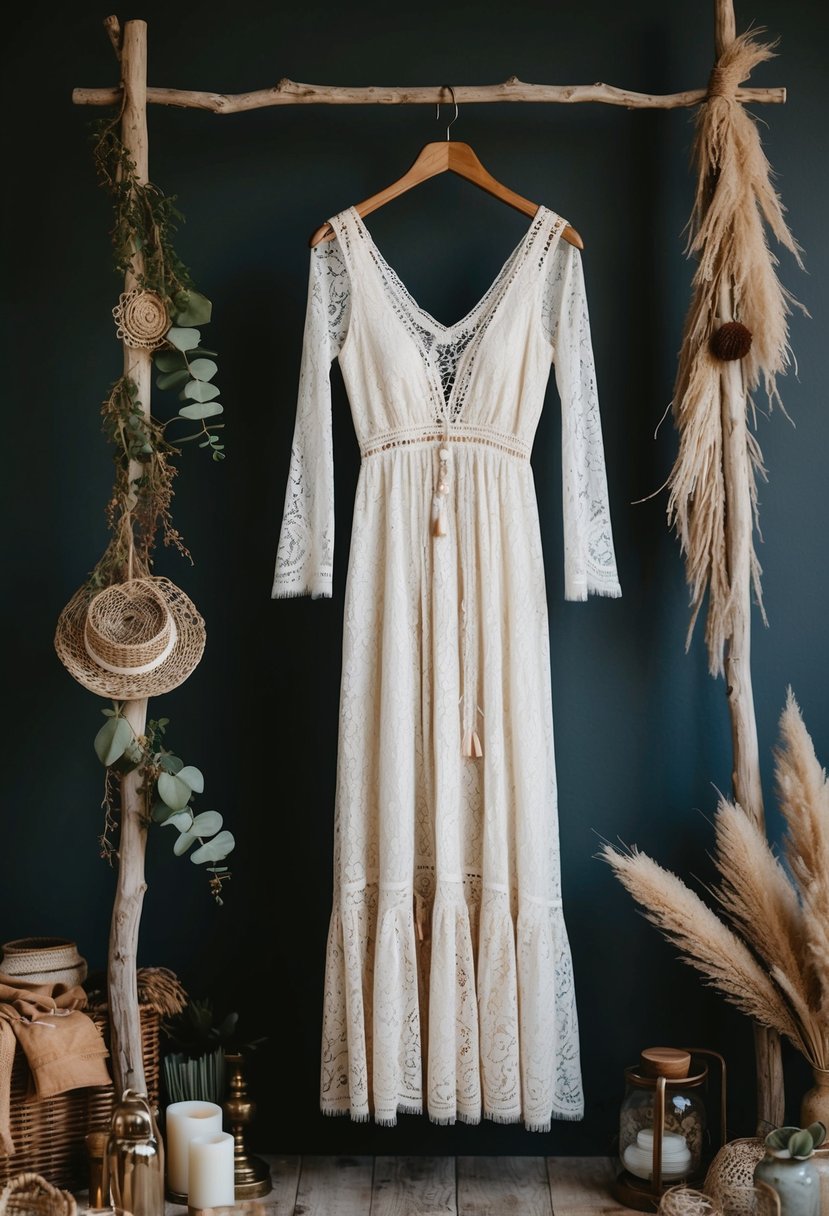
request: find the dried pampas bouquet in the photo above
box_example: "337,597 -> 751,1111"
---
602,689 -> 829,1078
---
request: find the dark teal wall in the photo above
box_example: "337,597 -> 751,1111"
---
4,0 -> 827,1157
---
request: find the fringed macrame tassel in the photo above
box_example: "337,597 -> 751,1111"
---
431,493 -> 447,538
414,890 -> 430,942
432,443 -> 451,538
462,729 -> 483,758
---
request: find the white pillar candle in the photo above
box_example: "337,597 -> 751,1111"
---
165,1101 -> 223,1196
188,1132 -> 235,1210
623,1128 -> 692,1181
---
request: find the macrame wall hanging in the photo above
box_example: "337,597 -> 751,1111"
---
70,1 -> 800,1128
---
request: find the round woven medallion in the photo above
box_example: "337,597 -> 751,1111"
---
112,288 -> 169,350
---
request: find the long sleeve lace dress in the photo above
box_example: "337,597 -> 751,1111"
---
273,204 -> 621,1131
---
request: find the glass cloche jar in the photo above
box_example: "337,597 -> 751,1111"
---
613,1047 -> 726,1212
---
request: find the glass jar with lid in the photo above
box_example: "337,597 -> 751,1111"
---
613,1047 -> 726,1212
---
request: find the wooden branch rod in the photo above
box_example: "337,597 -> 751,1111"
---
72,76 -> 785,112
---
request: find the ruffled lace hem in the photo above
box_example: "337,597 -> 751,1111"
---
319,878 -> 584,1132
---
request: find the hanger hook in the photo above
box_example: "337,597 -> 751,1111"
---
435,84 -> 459,141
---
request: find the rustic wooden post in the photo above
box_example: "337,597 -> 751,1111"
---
714,0 -> 785,1131
107,16 -> 151,1098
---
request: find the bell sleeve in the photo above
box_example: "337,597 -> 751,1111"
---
272,239 -> 351,599
549,243 -> 622,601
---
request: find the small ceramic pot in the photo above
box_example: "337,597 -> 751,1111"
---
754,1152 -> 820,1216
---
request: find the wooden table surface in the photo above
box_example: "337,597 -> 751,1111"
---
167,1155 -> 632,1216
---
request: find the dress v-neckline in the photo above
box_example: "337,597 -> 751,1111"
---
347,204 -> 553,419
349,204 -> 549,337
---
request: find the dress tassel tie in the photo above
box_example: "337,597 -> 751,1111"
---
414,890 -> 430,943
462,729 -> 483,758
431,444 -> 451,539
431,433 -> 484,759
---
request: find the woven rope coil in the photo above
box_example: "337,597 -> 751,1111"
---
112,289 -> 169,350
0,1174 -> 76,1216
54,576 -> 206,701
707,58 -> 743,100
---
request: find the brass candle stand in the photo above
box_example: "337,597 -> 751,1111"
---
223,1052 -> 272,1199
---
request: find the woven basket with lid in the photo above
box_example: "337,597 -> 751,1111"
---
0,940 -> 87,989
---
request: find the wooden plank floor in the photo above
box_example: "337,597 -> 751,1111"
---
167,1156 -> 630,1216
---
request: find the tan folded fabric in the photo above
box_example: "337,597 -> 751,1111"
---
0,972 -> 112,1154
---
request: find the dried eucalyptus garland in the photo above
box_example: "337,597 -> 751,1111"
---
86,117 -> 233,899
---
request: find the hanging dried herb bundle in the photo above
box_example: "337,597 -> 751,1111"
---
88,120 -> 226,591
667,30 -> 805,675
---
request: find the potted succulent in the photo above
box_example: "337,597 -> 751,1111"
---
754,1123 -> 826,1216
161,996 -> 266,1106
161,997 -> 239,1105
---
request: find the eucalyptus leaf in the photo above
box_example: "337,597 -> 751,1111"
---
181,380 -> 221,403
188,358 -> 218,382
101,707 -> 116,718
112,738 -> 144,774
151,800 -> 171,823
186,347 -> 218,359
191,811 -> 222,837
207,866 -> 229,873
166,326 -> 201,352
94,716 -> 133,766
175,291 -> 213,327
157,368 -> 191,392
158,753 -> 184,775
154,350 -> 188,373
191,831 -> 235,865
174,830 -> 198,856
158,770 -> 193,811
160,810 -> 194,833
179,402 -> 224,420
177,765 -> 205,794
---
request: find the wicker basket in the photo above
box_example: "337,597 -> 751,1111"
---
0,1173 -> 76,1216
0,1006 -> 159,1193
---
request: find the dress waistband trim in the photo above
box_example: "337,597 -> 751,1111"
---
361,423 -> 530,461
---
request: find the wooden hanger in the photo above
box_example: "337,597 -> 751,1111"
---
309,87 -> 584,250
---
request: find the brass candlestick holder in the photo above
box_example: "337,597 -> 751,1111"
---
223,1052 -> 272,1199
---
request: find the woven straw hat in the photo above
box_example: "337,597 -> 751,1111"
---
54,576 -> 206,701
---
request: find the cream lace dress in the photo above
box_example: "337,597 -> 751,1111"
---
273,204 -> 621,1132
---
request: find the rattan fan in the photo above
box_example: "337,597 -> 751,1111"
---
0,1174 -> 76,1216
